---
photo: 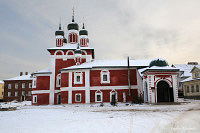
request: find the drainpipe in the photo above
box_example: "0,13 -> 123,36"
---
128,56 -> 131,96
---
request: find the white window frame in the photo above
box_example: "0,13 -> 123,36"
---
29,83 -> 32,88
28,91 -> 31,96
22,83 -> 25,88
95,91 -> 103,102
75,93 -> 81,102
110,90 -> 118,102
22,91 -> 25,96
8,84 -> 11,89
101,70 -> 110,84
15,83 -> 18,89
33,95 -> 37,103
15,91 -> 18,97
32,78 -> 37,88
74,72 -> 83,84
56,74 -> 61,87
8,92 -> 11,97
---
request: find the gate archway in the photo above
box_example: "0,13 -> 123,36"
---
157,80 -> 174,102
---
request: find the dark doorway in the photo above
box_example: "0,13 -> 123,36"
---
157,81 -> 174,102
57,94 -> 61,104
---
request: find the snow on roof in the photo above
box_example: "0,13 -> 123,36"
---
4,75 -> 32,81
33,68 -> 51,74
139,66 -> 179,74
181,77 -> 200,83
61,59 -> 152,71
172,64 -> 200,77
48,44 -> 94,50
0,80 -> 4,84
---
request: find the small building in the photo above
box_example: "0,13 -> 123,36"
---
0,80 -> 4,101
172,62 -> 200,97
181,66 -> 200,99
140,59 -> 179,103
3,72 -> 33,102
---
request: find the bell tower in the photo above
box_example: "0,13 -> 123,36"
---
79,23 -> 89,47
67,8 -> 79,44
55,23 -> 65,47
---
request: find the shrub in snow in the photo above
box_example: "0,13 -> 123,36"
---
100,102 -> 104,107
132,97 -> 143,104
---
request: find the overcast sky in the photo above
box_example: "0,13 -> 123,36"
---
1,0 -> 200,80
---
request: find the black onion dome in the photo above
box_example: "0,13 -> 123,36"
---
79,29 -> 88,35
79,23 -> 88,35
67,22 -> 79,30
55,24 -> 64,36
55,30 -> 64,36
149,58 -> 168,67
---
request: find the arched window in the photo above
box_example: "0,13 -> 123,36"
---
56,74 -> 61,87
69,33 -> 78,43
101,70 -> 110,84
191,85 -> 194,93
196,85 -> 199,92
95,90 -> 102,102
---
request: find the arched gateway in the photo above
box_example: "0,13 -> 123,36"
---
157,80 -> 174,102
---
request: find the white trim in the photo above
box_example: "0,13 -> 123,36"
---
85,70 -> 90,103
49,56 -> 55,104
75,93 -> 81,102
60,85 -> 138,91
81,50 -> 87,55
33,95 -> 37,103
54,50 -> 64,55
32,90 -> 61,94
69,72 -> 72,87
66,50 -> 75,55
95,90 -> 103,102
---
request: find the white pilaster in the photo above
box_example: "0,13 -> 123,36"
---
68,72 -> 72,104
172,75 -> 178,102
68,89 -> 72,104
49,56 -> 55,104
85,70 -> 90,103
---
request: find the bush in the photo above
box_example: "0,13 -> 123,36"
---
132,97 -> 143,104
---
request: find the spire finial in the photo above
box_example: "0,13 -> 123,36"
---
59,17 -> 61,30
82,17 -> 85,29
72,7 -> 75,22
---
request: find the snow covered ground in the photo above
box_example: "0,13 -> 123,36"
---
0,100 -> 200,133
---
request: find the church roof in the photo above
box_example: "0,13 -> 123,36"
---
4,75 -> 32,81
32,68 -> 51,75
60,59 -> 152,71
140,66 -> 179,74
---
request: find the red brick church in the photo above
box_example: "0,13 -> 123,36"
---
30,13 -> 180,105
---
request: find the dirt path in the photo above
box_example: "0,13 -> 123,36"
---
158,102 -> 200,133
